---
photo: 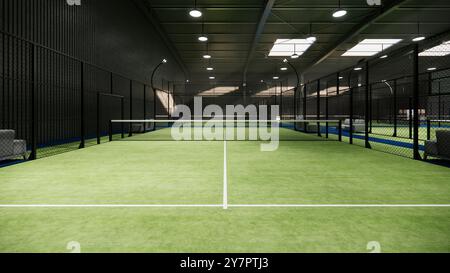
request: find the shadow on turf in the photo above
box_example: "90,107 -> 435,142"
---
0,159 -> 26,168
425,159 -> 450,168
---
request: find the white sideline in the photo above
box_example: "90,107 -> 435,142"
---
0,204 -> 449,208
223,140 -> 228,210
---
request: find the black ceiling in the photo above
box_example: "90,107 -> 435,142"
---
143,0 -> 450,84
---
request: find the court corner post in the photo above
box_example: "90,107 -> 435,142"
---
412,44 -> 421,160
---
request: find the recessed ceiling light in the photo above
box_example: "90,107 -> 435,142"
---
280,67 -> 288,71
332,9 -> 347,18
357,83 -> 362,87
203,54 -> 211,59
339,76 -> 343,80
380,54 -> 388,59
427,67 -> 437,71
186,79 -> 190,83
189,9 -> 202,18
198,36 -> 208,42
206,67 -> 214,71
354,67 -> 362,71
291,53 -> 300,59
412,36 -> 426,42
283,58 -> 288,63
273,76 -> 279,80
209,76 -> 215,80
260,80 -> 264,83
162,59 -> 167,63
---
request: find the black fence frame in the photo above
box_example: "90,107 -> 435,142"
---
1,29 -> 160,160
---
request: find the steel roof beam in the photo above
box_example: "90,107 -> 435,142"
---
302,0 -> 410,73
243,0 -> 276,83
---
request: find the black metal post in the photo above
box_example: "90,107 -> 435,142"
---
303,84 -> 307,132
427,119 -> 431,140
110,72 -> 113,94
285,59 -> 300,124
96,92 -> 100,144
409,97 -> 413,139
325,82 -> 329,138
280,82 -> 283,120
349,86 -> 353,144
393,79 -> 397,137
121,97 -> 125,138
79,61 -> 85,149
29,44 -> 37,160
336,72 -> 340,96
412,44 -> 420,160
365,62 -> 370,148
338,120 -> 342,142
167,81 -> 170,120
129,80 -> 133,137
109,120 -> 113,142
1,7 -> 5,129
144,85 -> 147,120
369,84 -> 373,133
317,79 -> 321,137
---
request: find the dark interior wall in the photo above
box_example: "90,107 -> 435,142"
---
0,0 -> 185,157
93,0 -> 184,87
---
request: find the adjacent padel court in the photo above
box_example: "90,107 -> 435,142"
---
1,124 -> 449,252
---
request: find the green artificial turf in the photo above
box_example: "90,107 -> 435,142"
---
0,128 -> 449,253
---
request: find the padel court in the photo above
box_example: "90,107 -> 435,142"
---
1,125 -> 449,252
1,0 -> 450,253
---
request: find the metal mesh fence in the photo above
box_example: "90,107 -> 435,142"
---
0,31 -> 156,162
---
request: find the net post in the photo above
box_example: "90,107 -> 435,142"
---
129,80 -> 133,137
97,92 -> 101,144
338,120 -> 342,142
427,119 -> 431,140
120,97 -> 125,138
109,120 -> 113,142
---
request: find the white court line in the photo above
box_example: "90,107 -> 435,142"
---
0,204 -> 449,208
0,204 -> 223,208
223,140 -> 228,210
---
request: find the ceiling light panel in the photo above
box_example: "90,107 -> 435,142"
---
342,39 -> 402,57
419,41 -> 450,57
268,39 -> 313,57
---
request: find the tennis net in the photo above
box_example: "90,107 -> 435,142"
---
108,119 -> 343,142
